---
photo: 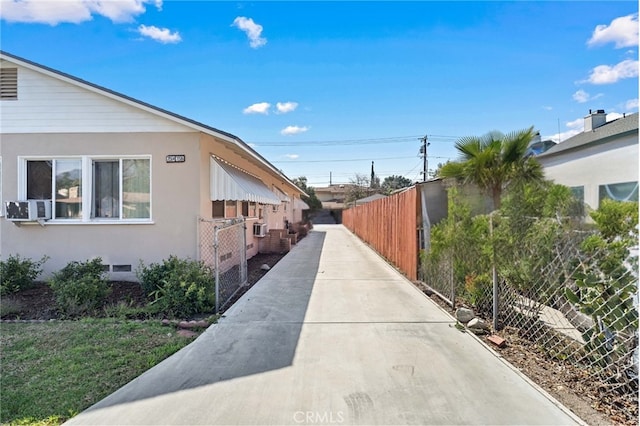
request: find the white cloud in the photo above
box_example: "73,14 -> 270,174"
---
232,16 -> 267,49
284,154 -> 299,159
280,125 -> 309,136
606,112 -> 624,121
542,106 -> 553,111
626,98 -> 639,110
585,59 -> 639,84
138,25 -> 181,44
588,13 -> 639,48
572,89 -> 589,103
0,0 -> 161,25
546,112 -> 630,142
572,89 -> 604,103
243,102 -> 271,115
276,102 -> 298,114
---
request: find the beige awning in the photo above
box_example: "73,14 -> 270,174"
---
210,157 -> 280,205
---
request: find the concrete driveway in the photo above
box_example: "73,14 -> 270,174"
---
67,225 -> 584,425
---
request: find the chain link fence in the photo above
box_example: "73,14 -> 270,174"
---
198,217 -> 247,312
421,214 -> 638,421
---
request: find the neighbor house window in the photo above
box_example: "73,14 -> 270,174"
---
570,186 -> 584,204
21,156 -> 150,222
599,181 -> 639,205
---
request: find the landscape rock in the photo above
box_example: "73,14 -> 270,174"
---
177,329 -> 198,338
260,264 -> 271,271
456,307 -> 475,324
178,320 -> 209,329
467,318 -> 490,334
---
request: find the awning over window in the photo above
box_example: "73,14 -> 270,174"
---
210,157 -> 281,205
294,198 -> 310,210
272,186 -> 291,203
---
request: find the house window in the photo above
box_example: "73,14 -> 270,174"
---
225,200 -> 237,218
26,159 -> 82,219
569,186 -> 584,204
599,181 -> 639,205
212,201 -> 224,218
0,68 -> 18,100
241,201 -> 249,217
21,156 -> 150,221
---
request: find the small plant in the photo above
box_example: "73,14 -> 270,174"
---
0,254 -> 48,296
137,256 -> 215,318
49,258 -> 110,317
464,273 -> 492,315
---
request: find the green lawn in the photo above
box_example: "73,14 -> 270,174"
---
1,319 -> 195,425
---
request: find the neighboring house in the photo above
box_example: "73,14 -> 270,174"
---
537,110 -> 639,210
315,184 -> 351,210
525,132 -> 557,157
354,193 -> 386,206
0,51 -> 307,280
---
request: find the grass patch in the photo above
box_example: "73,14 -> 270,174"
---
1,319 -> 194,425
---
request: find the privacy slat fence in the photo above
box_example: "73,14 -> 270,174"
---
343,187 -> 418,280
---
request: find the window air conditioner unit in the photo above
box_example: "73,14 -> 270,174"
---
253,223 -> 267,237
5,200 -> 52,221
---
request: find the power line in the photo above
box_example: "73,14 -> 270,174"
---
250,134 -> 463,147
272,155 -> 452,164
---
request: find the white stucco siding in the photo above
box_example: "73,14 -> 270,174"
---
0,62 -> 192,134
540,137 -> 638,209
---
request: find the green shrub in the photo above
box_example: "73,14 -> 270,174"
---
136,256 -> 215,318
0,254 -> 48,296
463,273 -> 492,315
49,258 -> 110,317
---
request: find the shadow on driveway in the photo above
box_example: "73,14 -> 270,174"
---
78,230 -> 327,414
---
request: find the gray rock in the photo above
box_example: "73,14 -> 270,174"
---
467,318 -> 490,334
456,307 -> 475,323
260,264 -> 271,271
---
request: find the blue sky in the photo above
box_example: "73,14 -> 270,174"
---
1,1 -> 638,186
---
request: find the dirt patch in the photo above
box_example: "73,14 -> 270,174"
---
418,283 -> 637,426
1,252 -> 287,321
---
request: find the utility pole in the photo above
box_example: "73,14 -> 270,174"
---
370,161 -> 375,188
420,134 -> 429,182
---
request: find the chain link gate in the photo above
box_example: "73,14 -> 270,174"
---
198,217 -> 248,313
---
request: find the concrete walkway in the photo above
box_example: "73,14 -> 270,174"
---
67,225 -> 583,425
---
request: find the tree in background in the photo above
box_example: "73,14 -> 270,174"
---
381,175 -> 413,194
346,173 -> 375,203
292,177 -> 322,211
438,127 -> 543,210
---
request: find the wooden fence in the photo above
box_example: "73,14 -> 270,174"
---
343,187 -> 418,280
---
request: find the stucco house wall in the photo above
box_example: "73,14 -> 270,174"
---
0,51 -> 304,281
538,112 -> 638,210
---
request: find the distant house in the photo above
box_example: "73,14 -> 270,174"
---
537,110 -> 638,210
354,193 -> 387,206
0,51 -> 307,280
315,184 -> 351,210
525,132 -> 557,157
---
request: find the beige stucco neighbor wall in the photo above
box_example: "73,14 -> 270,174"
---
1,132 -> 201,280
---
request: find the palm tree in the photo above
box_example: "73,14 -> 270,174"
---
438,126 -> 543,210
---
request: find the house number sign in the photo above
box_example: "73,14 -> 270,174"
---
166,155 -> 186,163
